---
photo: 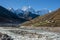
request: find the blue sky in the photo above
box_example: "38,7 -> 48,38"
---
0,0 -> 60,11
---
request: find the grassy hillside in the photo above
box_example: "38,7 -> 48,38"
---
21,8 -> 60,27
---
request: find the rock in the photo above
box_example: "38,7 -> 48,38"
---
1,34 -> 13,40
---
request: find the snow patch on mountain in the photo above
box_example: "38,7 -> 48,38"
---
8,8 -> 15,13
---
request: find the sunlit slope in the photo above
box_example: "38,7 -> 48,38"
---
21,8 -> 60,27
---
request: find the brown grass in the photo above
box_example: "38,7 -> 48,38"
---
21,8 -> 60,27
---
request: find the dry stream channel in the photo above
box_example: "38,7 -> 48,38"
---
0,27 -> 60,40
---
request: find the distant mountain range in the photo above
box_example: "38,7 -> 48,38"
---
1,5 -> 60,27
7,6 -> 50,20
8,6 -> 50,16
0,6 -> 39,23
21,8 -> 60,27
0,5 -> 55,27
36,9 -> 49,15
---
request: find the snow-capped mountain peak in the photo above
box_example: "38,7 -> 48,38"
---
22,6 -> 35,13
7,7 -> 50,16
22,6 -> 28,11
8,8 -> 15,13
